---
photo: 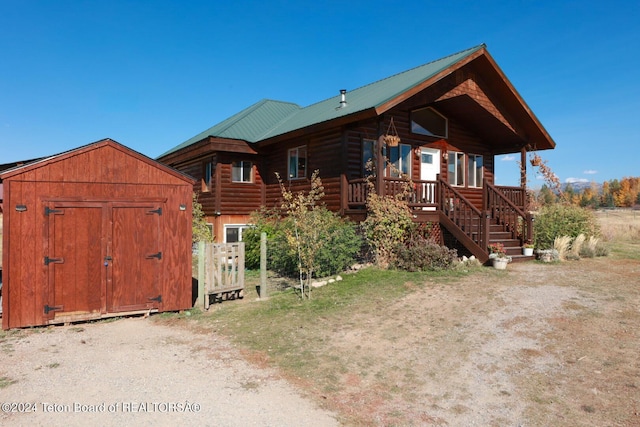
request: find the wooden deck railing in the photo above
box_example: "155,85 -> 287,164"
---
485,183 -> 532,243
494,185 -> 526,210
346,177 -> 438,209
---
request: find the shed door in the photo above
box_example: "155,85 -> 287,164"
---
44,201 -> 164,320
44,204 -> 105,321
108,205 -> 163,312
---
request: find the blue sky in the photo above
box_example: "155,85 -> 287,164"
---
1,1 -> 639,187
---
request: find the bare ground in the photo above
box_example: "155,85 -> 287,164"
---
0,317 -> 339,426
1,256 -> 639,426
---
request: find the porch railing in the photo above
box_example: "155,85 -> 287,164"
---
346,177 -> 438,209
485,183 -> 532,243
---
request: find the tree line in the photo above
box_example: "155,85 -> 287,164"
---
533,177 -> 640,209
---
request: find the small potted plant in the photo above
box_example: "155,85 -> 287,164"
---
523,241 -> 534,256
488,242 -> 511,270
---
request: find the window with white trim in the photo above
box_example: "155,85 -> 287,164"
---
383,143 -> 411,178
232,160 -> 253,183
468,154 -> 483,188
447,151 -> 465,186
288,146 -> 307,179
224,224 -> 250,243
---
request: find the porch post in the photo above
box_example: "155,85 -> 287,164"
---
376,117 -> 385,197
520,146 -> 527,189
521,145 -> 529,214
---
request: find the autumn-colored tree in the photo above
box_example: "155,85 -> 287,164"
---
537,184 -> 556,206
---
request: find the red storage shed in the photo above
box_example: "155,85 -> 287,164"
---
1,139 -> 195,329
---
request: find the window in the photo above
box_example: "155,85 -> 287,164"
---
362,139 -> 375,176
224,224 -> 250,243
203,161 -> 214,192
288,146 -> 307,179
383,143 -> 411,178
411,107 -> 448,138
447,152 -> 464,186
468,154 -> 483,188
232,160 -> 253,183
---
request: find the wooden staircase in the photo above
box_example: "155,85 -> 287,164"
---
437,179 -> 535,265
488,221 -> 534,263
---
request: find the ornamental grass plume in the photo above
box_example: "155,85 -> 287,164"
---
554,235 -> 572,261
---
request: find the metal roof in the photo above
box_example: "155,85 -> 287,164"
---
158,99 -> 301,157
159,45 -> 484,157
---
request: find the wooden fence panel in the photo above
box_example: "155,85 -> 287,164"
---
204,242 -> 245,309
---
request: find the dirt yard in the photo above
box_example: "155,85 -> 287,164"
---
0,317 -> 339,426
1,244 -> 639,425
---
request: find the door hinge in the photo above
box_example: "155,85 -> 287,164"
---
44,304 -> 63,314
45,207 -> 63,216
146,207 -> 162,215
148,295 -> 162,303
44,256 -> 64,265
146,252 -> 162,260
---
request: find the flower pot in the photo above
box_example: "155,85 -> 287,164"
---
493,258 -> 509,270
523,247 -> 534,256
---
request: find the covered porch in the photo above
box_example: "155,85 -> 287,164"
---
342,174 -> 533,264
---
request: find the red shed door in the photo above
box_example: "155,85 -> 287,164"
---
108,205 -> 163,312
44,204 -> 104,321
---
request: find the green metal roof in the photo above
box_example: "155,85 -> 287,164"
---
159,45 -> 484,158
158,99 -> 301,157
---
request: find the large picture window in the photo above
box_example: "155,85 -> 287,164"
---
447,152 -> 464,186
232,160 -> 252,183
288,146 -> 307,179
411,107 -> 448,138
468,154 -> 483,188
383,143 -> 411,178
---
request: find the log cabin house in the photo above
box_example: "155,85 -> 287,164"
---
158,45 -> 555,263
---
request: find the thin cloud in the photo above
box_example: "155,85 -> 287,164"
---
583,170 -> 598,175
565,177 -> 589,184
501,155 -> 516,161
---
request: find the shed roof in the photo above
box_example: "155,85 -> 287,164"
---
0,138 -> 195,184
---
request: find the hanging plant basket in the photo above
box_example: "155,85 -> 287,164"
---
530,153 -> 542,166
382,117 -> 400,147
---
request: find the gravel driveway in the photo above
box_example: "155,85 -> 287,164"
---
0,317 -> 338,426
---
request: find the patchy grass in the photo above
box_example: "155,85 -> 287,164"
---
0,376 -> 17,389
155,212 -> 640,425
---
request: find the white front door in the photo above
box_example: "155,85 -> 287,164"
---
419,148 -> 440,208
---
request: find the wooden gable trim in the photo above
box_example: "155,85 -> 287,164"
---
374,48 -> 486,116
374,47 -> 555,151
479,49 -> 556,150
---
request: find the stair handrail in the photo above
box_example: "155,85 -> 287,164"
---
485,182 -> 532,243
439,178 -> 485,248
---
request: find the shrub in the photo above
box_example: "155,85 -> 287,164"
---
534,204 -> 600,249
192,192 -> 213,243
392,235 -> 458,272
244,176 -> 362,282
362,192 -> 414,268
